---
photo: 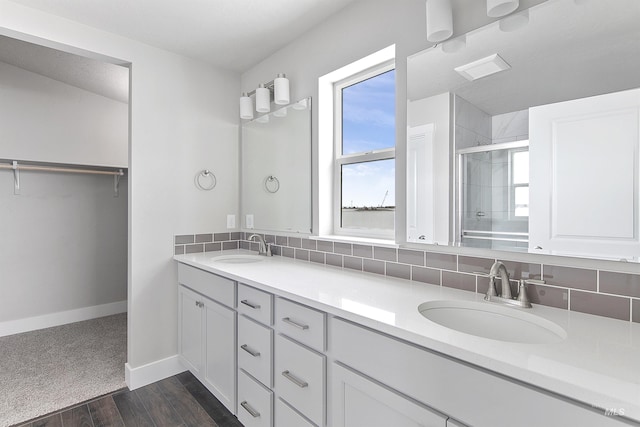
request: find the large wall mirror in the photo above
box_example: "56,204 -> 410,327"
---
407,0 -> 640,262
241,98 -> 312,234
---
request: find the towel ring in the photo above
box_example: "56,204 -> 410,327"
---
195,169 -> 216,191
264,175 -> 280,193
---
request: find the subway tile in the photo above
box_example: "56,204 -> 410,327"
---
248,242 -> 259,252
301,239 -> 317,250
185,244 -> 204,254
344,256 -> 363,271
309,251 -> 325,264
412,266 -> 440,285
442,271 -> 476,292
282,247 -> 295,259
295,249 -> 309,261
264,234 -> 276,244
334,242 -> 353,255
353,244 -> 373,258
426,252 -> 457,271
527,284 -> 568,309
570,290 -> 630,321
633,300 -> 640,324
458,256 -> 493,274
276,235 -> 288,246
398,249 -> 425,266
599,271 -> 640,298
316,240 -> 334,252
543,265 -> 597,291
289,237 -> 302,248
175,235 -> 194,245
374,247 -> 397,262
205,242 -> 222,252
502,260 -> 542,280
230,232 -> 243,240
174,245 -> 185,255
326,253 -> 343,268
214,232 -> 231,242
386,262 -> 410,280
271,245 -> 282,256
222,241 -> 238,250
195,233 -> 213,243
363,259 -> 385,275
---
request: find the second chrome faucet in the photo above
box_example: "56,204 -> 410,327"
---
248,234 -> 272,256
484,260 -> 545,309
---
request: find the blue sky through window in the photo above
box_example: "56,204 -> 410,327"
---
341,69 -> 395,208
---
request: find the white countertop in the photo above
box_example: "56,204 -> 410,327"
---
174,250 -> 640,422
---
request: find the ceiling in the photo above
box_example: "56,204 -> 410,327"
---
408,0 -> 640,115
7,0 -> 358,72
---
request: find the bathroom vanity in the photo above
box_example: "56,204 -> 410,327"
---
174,250 -> 639,427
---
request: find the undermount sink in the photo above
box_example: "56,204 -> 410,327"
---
418,300 -> 566,344
212,254 -> 266,264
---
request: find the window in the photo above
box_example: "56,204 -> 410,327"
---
511,148 -> 529,217
334,63 -> 395,238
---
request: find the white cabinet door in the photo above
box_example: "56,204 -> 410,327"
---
529,88 -> 640,259
203,297 -> 237,414
332,363 -> 447,427
407,124 -> 436,244
178,285 -> 203,375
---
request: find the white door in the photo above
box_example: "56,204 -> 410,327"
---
529,88 -> 640,259
407,124 -> 435,243
178,285 -> 203,375
203,297 -> 237,414
332,363 -> 447,427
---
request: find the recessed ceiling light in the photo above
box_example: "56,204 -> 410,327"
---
454,53 -> 511,81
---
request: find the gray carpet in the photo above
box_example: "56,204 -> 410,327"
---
0,313 -> 127,427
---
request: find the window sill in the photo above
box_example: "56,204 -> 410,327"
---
311,234 -> 399,248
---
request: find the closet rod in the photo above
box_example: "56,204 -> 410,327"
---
0,163 -> 124,176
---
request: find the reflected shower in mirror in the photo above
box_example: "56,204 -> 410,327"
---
241,97 -> 312,234
407,0 -> 640,261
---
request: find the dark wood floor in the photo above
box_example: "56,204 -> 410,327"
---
15,371 -> 244,427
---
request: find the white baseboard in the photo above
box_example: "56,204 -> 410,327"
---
125,355 -> 187,390
0,300 -> 127,338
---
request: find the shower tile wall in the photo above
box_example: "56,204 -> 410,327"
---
174,232 -> 640,324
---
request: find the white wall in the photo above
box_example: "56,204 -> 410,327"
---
0,1 -> 240,378
0,61 -> 128,167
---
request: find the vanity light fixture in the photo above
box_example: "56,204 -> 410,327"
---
487,0 -> 519,18
239,74 -> 290,119
426,0 -> 453,43
454,53 -> 511,81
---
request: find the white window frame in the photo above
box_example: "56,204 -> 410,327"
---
333,60 -> 396,239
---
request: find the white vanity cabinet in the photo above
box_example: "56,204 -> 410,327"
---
177,264 -> 237,414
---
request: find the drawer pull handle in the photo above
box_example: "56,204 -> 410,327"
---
282,317 -> 309,330
240,344 -> 261,357
241,300 -> 261,309
240,401 -> 261,418
282,370 -> 308,388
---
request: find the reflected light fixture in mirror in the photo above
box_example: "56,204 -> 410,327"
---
487,0 -> 519,17
239,74 -> 290,119
426,0 -> 453,43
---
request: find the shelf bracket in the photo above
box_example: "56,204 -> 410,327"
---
12,161 -> 20,195
114,169 -> 123,197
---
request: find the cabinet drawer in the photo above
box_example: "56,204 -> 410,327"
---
238,283 -> 273,325
275,298 -> 325,351
275,398 -> 315,427
238,369 -> 273,427
238,315 -> 273,388
275,334 -> 325,426
178,263 -> 235,307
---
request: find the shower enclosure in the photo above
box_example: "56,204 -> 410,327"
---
456,141 -> 529,251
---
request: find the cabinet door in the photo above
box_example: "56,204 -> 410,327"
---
203,298 -> 237,414
178,285 -> 203,375
332,363 -> 447,427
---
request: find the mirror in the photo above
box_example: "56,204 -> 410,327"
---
407,0 -> 640,261
241,98 -> 312,234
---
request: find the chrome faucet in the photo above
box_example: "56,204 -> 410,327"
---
484,260 -> 544,308
248,234 -> 272,256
